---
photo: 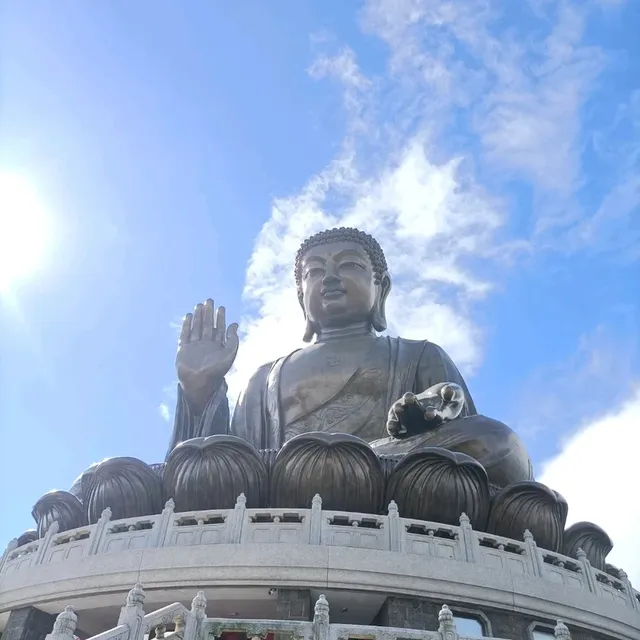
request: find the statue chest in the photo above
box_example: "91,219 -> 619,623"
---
278,338 -> 390,438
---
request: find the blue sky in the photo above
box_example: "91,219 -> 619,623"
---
1,0 -> 639,578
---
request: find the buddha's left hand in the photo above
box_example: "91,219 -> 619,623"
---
386,382 -> 465,438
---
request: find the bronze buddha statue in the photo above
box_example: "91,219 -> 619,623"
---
167,227 -> 533,490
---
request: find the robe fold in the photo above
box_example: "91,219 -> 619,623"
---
230,337 -> 477,450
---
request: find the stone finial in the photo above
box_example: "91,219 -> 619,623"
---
99,507 -> 112,522
163,498 -> 175,512
459,512 -> 470,526
388,500 -> 399,516
314,594 -> 329,619
523,529 -> 534,542
52,606 -> 77,636
312,494 -> 322,508
47,520 -> 61,536
438,604 -> 456,632
236,493 -> 247,507
191,591 -> 207,619
126,583 -> 145,607
576,547 -> 587,561
554,620 -> 571,639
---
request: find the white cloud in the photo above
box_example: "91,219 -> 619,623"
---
158,402 -> 170,422
539,388 -> 640,586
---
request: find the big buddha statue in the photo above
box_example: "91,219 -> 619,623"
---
27,227 -> 614,564
168,227 -> 532,491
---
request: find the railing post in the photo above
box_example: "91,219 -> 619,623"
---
184,591 -> 207,640
45,607 -> 78,640
387,501 -> 404,552
554,620 -> 571,639
117,583 -> 146,640
0,538 -> 18,573
312,595 -> 330,640
576,548 -> 598,594
617,569 -> 640,611
309,494 -> 322,545
226,494 -> 246,543
438,604 -> 458,640
523,529 -> 545,578
35,520 -> 59,565
458,513 -> 478,563
150,499 -> 175,548
88,507 -> 112,555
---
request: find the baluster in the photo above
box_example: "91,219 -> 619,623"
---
312,595 -> 330,640
45,607 -> 78,640
554,620 -> 571,639
226,494 -> 247,543
309,494 -> 322,545
523,530 -> 545,578
150,499 -> 175,548
117,583 -> 146,640
576,548 -> 597,595
88,507 -> 112,555
35,520 -> 59,565
617,569 -> 640,611
0,538 -> 18,574
437,604 -> 458,640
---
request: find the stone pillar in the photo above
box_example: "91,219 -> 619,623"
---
276,589 -> 312,621
2,607 -> 56,640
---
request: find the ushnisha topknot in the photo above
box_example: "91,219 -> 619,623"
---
294,227 -> 389,299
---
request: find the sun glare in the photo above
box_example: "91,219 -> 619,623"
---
0,172 -> 51,291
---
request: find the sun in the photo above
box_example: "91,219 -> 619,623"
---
0,172 -> 51,291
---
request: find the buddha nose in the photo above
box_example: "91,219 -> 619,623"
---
322,264 -> 341,287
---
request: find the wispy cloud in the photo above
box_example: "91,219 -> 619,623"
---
158,402 -> 171,422
229,0 -> 629,398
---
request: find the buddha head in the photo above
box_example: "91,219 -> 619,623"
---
294,227 -> 391,342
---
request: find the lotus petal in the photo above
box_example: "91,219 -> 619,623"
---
81,457 -> 164,523
270,432 -> 384,513
562,521 -> 613,571
487,481 -> 568,551
164,435 -> 268,511
386,446 -> 490,527
32,491 -> 87,537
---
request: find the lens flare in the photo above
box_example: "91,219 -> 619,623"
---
0,172 -> 51,291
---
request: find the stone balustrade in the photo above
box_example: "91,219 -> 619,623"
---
2,495 -> 639,614
44,584 -> 575,640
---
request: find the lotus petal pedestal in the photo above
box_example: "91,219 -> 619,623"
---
386,447 -> 490,528
80,457 -> 165,523
270,432 -> 385,513
164,435 -> 268,511
32,490 -> 87,537
562,521 -> 613,570
487,481 -> 568,551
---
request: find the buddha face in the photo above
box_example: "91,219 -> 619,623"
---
300,240 -> 379,329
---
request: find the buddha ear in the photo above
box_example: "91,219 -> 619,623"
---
372,272 -> 391,333
299,294 -> 318,342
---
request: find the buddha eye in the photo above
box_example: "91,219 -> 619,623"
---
304,267 -> 324,279
340,261 -> 364,270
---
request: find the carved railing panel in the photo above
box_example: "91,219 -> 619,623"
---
2,497 -> 638,613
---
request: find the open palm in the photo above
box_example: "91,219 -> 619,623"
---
176,299 -> 239,409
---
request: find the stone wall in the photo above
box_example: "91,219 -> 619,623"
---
2,608 -> 55,640
376,596 -> 615,640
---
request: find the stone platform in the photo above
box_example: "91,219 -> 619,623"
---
1,496 -> 639,640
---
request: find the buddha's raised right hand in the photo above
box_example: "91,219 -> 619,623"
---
175,299 -> 239,414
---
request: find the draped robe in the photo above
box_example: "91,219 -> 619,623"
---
168,337 -> 474,452
166,336 -> 532,487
